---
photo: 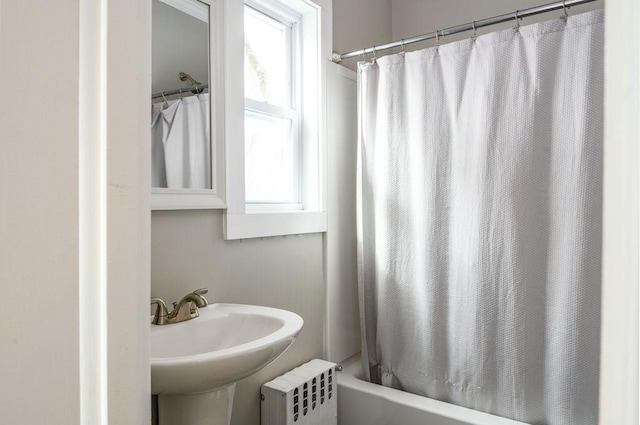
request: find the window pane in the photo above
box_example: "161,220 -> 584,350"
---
245,111 -> 297,202
244,6 -> 291,108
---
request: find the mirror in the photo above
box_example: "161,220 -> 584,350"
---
151,0 -> 225,209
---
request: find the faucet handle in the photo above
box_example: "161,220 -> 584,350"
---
193,288 -> 208,295
150,298 -> 169,325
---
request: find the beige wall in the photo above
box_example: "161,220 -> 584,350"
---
331,0 -> 605,71
325,62 -> 360,363
152,0 -> 209,93
0,1 -> 80,422
104,0 -> 152,422
333,0 -> 392,69
0,0 -> 151,424
391,0 -> 603,47
151,210 -> 325,425
3,1 -> 634,425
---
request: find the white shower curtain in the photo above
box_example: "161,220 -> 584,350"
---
152,93 -> 211,189
357,10 -> 603,425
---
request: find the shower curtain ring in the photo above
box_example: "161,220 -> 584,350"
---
371,45 -> 377,62
514,10 -> 520,29
435,30 -> 440,47
400,38 -> 406,54
562,0 -> 569,19
472,21 -> 477,39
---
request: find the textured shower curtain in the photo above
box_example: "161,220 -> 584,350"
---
356,10 -> 603,425
152,93 -> 211,189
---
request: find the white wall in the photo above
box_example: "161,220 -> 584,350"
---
0,1 -> 81,422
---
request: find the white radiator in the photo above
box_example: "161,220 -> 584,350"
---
261,359 -> 338,425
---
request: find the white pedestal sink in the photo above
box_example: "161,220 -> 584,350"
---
151,303 -> 304,425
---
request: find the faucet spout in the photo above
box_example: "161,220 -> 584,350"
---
166,288 -> 210,324
151,289 -> 210,325
187,288 -> 209,307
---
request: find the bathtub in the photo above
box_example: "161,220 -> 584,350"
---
337,355 -> 529,425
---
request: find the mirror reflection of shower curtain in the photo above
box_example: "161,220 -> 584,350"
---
356,10 -> 603,425
151,93 -> 210,189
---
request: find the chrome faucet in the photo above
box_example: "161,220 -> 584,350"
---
150,288 -> 209,325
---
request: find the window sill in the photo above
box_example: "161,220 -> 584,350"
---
224,210 -> 327,240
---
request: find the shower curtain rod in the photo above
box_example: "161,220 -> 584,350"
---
331,0 -> 598,63
151,84 -> 208,100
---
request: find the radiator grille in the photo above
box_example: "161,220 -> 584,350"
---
261,359 -> 338,425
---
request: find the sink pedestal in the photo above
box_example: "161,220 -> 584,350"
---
158,384 -> 236,425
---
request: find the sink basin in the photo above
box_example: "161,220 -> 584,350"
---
151,303 -> 304,395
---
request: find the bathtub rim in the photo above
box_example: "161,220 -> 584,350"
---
337,354 -> 530,425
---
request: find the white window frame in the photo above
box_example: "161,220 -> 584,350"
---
244,1 -> 300,207
224,0 -> 330,240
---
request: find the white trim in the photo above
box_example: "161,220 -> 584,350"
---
224,0 -> 328,239
79,0 -> 107,421
599,0 -> 640,423
245,98 -> 298,119
337,64 -> 356,81
151,189 -> 227,209
158,0 -> 209,22
247,202 -> 303,210
211,0 -> 227,206
244,4 -> 302,206
224,212 -> 327,239
246,0 -> 302,25
324,61 -> 360,363
104,0 -> 152,422
151,0 -> 226,210
224,0 -> 246,215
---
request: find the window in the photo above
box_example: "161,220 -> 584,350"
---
244,3 -> 300,207
224,0 -> 328,239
